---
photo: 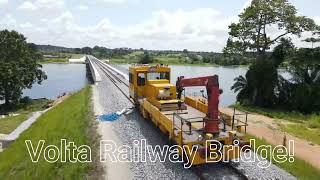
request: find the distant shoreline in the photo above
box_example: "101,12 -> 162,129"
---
110,61 -> 250,68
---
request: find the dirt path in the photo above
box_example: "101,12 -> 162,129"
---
220,107 -> 320,170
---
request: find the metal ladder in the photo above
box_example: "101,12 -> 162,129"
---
231,107 -> 249,134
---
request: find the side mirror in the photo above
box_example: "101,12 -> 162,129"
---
219,89 -> 223,94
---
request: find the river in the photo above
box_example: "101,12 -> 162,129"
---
22,63 -> 283,107
23,64 -> 88,99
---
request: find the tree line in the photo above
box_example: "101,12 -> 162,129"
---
35,44 -> 256,66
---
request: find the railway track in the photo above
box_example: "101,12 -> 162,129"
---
89,57 -> 134,105
92,58 -> 129,87
89,58 -> 248,180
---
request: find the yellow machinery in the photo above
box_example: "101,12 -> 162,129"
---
129,64 -> 249,165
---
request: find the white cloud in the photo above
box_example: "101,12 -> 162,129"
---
17,0 -> 65,11
2,0 -> 319,51
99,0 -> 127,4
17,1 -> 37,11
0,14 -> 17,29
53,12 -> 73,24
0,0 -> 8,8
118,8 -> 229,51
40,18 -> 48,22
1,8 -> 233,51
20,22 -> 33,28
36,0 -> 64,9
78,5 -> 88,11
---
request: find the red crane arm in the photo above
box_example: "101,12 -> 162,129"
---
176,75 -> 220,134
177,75 -> 218,87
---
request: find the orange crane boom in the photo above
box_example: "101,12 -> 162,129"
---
176,75 -> 221,134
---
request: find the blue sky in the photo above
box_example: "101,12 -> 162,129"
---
1,0 -> 319,52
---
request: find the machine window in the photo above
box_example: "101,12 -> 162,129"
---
129,73 -> 133,83
137,73 -> 146,86
147,72 -> 170,80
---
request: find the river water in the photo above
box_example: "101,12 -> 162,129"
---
114,64 -> 248,107
21,63 -> 246,106
23,63 -> 284,107
23,64 -> 87,99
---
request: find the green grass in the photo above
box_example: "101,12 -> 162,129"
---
233,104 -> 320,145
40,53 -> 85,64
69,53 -> 85,59
154,56 -> 182,64
0,99 -> 51,134
110,58 -> 139,64
128,51 -> 144,56
13,99 -> 51,114
0,114 -> 29,134
281,124 -> 320,145
41,58 -> 69,64
110,57 -> 218,66
111,53 -> 248,67
0,86 -> 95,179
232,104 -> 319,123
246,134 -> 320,179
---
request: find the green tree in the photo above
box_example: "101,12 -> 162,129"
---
287,48 -> 320,112
303,37 -> 320,48
139,51 -> 153,64
225,0 -> 317,61
226,0 -> 318,106
0,30 -> 47,107
81,47 -> 92,55
271,38 -> 295,67
231,75 -> 250,103
183,49 -> 188,54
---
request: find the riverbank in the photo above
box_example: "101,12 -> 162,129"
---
0,86 -> 102,179
39,58 -> 69,64
110,58 -> 250,67
232,104 -> 320,145
39,53 -> 85,64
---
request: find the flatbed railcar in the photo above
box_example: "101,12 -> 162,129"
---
129,64 -> 249,165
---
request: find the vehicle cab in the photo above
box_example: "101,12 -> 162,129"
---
129,64 -> 179,110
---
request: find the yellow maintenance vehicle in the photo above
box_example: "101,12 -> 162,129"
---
129,64 -> 249,165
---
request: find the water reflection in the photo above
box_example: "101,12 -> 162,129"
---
23,64 -> 87,99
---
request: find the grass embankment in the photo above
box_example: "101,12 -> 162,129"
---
233,104 -> 320,145
246,134 -> 320,179
0,86 -> 101,179
41,53 -> 85,64
41,58 -> 69,64
110,57 -> 217,66
109,51 -> 217,66
0,99 -> 50,134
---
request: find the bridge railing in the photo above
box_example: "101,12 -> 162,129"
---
86,55 -> 102,83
